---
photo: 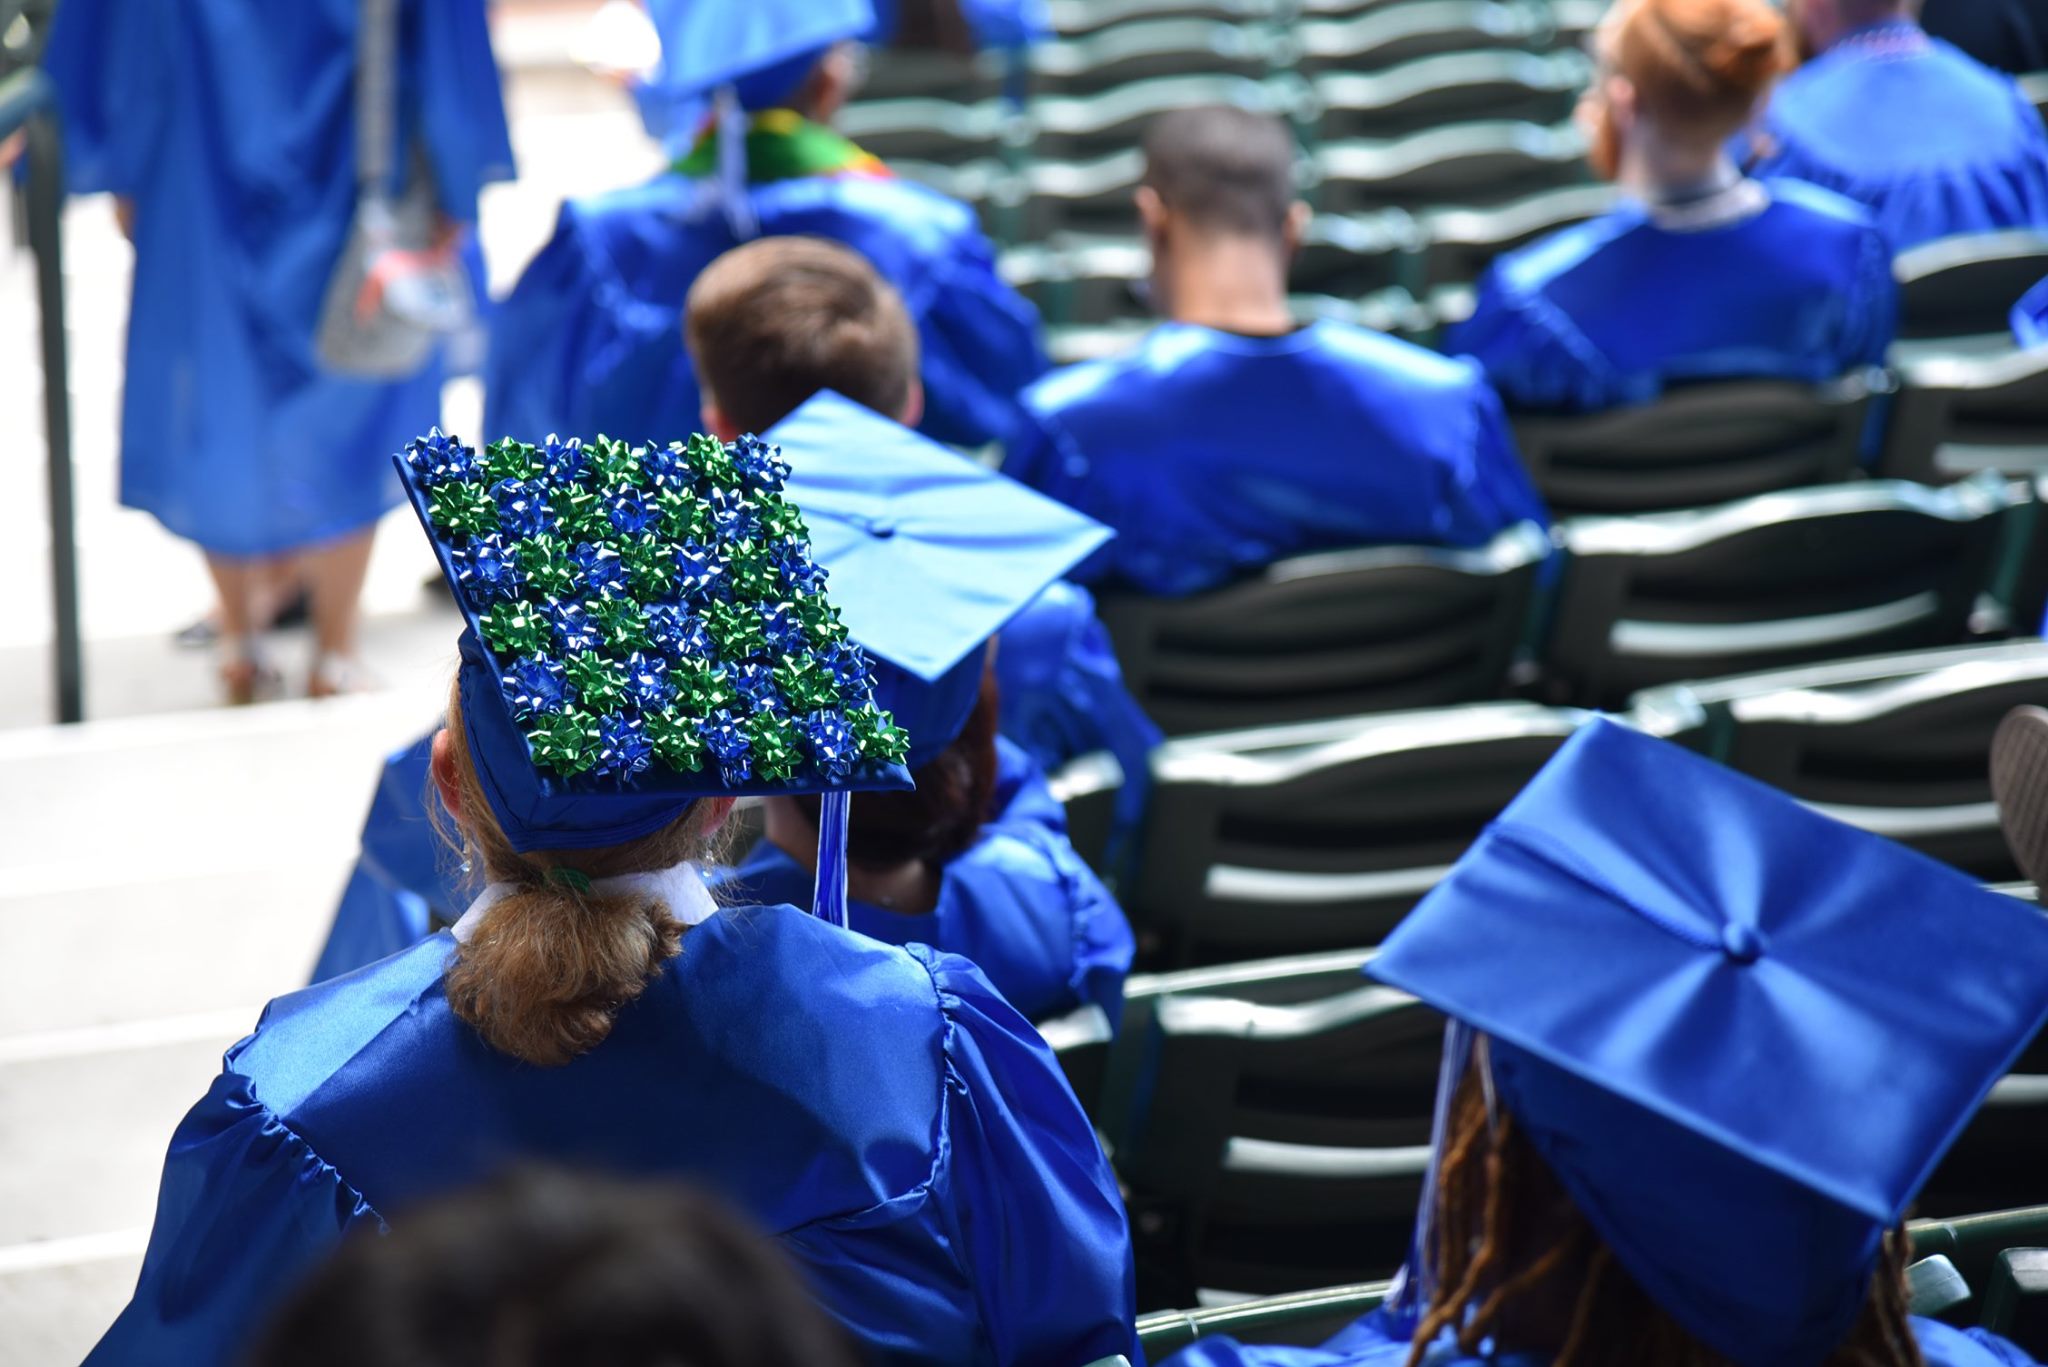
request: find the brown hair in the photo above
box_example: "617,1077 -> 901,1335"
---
684,236 -> 918,435
1406,1063 -> 1924,1367
1141,104 -> 1299,238
437,683 -> 732,1068
790,668 -> 1002,869
1610,0 -> 1792,133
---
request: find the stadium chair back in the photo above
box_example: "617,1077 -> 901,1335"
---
1126,702 -> 1590,965
1031,18 -> 1278,93
1031,72 -> 1304,160
1311,48 -> 1592,139
1510,372 -> 1883,518
1096,521 -> 1551,737
837,95 -> 1007,165
1420,181 -> 1619,287
1895,229 -> 2048,342
1138,1281 -> 1393,1359
1107,953 -> 1445,1304
1295,2 -> 1558,74
1003,235 -> 1151,326
1312,120 -> 1590,213
1625,640 -> 2048,880
1292,208 -> 1421,302
1048,0 -> 1272,36
1879,348 -> 2048,485
1540,475 -> 2017,708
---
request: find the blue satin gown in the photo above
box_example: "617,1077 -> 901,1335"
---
1161,1308 -> 2040,1366
309,594 -> 1158,985
1743,20 -> 2048,251
88,906 -> 1141,1366
1002,322 -> 1549,597
1446,178 -> 1896,412
485,171 -> 1047,450
718,738 -> 1135,1028
39,0 -> 514,556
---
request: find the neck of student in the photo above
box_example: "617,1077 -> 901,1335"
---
1158,233 -> 1296,335
1621,136 -> 1741,205
760,798 -> 941,916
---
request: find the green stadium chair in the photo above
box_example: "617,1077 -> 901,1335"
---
2023,70 -> 2048,123
1109,958 -> 1445,1304
1295,2 -> 1561,74
1910,1255 -> 1975,1318
1312,48 -> 1592,140
1312,120 -> 1590,214
1290,286 -> 1441,339
1031,18 -> 1282,93
1879,348 -> 2048,485
1012,148 -> 1150,238
1124,701 -> 1588,965
836,95 -> 1011,164
1292,208 -> 1422,299
1001,235 -> 1150,326
1045,319 -> 1156,365
1626,640 -> 2048,880
1138,1281 -> 1392,1358
1509,370 -> 1885,517
1050,0 -> 1273,34
1912,1208 -> 2048,1300
1539,475 -> 2020,708
1979,1250 -> 2048,1353
1419,181 -> 1618,286
1095,521 -> 1551,736
1895,229 -> 2048,344
859,47 -> 1001,103
1031,73 -> 1305,162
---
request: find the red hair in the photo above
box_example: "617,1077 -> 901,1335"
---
1611,0 -> 1792,132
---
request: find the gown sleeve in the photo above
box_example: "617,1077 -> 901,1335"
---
1443,268 -> 1627,414
404,0 -> 515,223
38,0 -> 171,198
912,226 -> 1052,449
83,1069 -> 381,1366
920,949 -> 1144,1366
1431,374 -> 1552,545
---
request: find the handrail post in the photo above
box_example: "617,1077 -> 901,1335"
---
19,76 -> 82,722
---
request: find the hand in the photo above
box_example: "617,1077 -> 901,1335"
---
114,196 -> 136,241
0,130 -> 20,170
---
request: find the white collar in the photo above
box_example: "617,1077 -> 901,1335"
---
1646,176 -> 1769,233
449,860 -> 719,945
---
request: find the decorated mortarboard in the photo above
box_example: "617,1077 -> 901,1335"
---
642,0 -> 872,111
395,427 -> 913,894
1369,718 -> 2048,1367
767,391 -> 1111,768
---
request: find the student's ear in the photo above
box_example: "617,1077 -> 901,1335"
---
700,399 -> 741,444
1282,200 -> 1311,259
431,728 -> 463,823
897,378 -> 925,430
1135,185 -> 1170,246
698,796 -> 738,834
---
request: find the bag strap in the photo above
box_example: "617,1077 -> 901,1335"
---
354,0 -> 399,193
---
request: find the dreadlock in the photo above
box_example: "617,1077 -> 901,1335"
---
1403,1064 -> 1926,1367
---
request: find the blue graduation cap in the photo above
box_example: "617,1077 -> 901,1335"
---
766,391 -> 1112,768
1370,718 -> 2048,1367
395,427 -> 913,924
642,0 -> 873,111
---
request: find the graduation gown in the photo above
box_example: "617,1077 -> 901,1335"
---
718,738 -> 1136,1028
1159,1308 -> 2041,1366
1002,322 -> 1549,597
1446,178 -> 1897,413
309,594 -> 1157,984
484,149 -> 1047,451
40,0 -> 514,557
88,905 -> 1141,1367
1744,21 -> 2048,251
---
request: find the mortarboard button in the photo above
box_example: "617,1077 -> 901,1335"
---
1721,922 -> 1766,965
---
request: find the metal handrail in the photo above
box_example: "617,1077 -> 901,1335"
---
1,62 -> 80,723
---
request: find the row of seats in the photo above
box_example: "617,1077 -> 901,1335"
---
1127,1204 -> 2048,1351
892,113 -> 1591,238
1057,639 -> 2048,967
842,50 -> 1591,165
1085,473 -> 2046,740
862,0 -> 1603,103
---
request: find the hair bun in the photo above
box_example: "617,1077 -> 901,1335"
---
1700,5 -> 1790,95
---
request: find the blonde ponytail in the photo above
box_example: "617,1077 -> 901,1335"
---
438,683 -> 728,1067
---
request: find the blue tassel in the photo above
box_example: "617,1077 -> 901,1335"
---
812,790 -> 851,929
